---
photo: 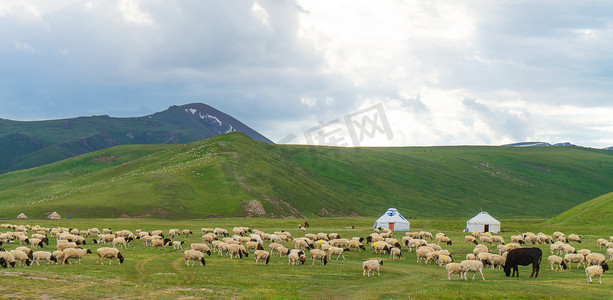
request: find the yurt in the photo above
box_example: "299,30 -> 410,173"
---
16,213 -> 28,219
464,211 -> 500,233
372,208 -> 410,231
47,211 -> 61,219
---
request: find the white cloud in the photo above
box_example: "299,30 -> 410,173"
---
13,41 -> 36,53
118,0 -> 154,25
251,2 -> 269,26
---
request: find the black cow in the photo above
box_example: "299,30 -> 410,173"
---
504,247 -> 542,278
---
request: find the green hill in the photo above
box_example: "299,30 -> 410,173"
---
0,103 -> 272,174
0,132 -> 612,219
546,192 -> 613,227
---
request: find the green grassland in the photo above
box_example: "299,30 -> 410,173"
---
1,132 -> 612,219
0,217 -> 611,299
546,192 -> 613,227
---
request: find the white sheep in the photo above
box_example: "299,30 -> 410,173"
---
586,262 -> 609,284
548,255 -> 567,270
597,238 -> 608,249
288,249 -> 306,265
466,253 -> 476,260
62,248 -> 92,265
254,250 -> 270,265
461,260 -> 485,280
191,243 -> 212,256
567,234 -> 581,243
172,241 -> 185,250
488,254 -> 505,269
564,253 -> 585,269
310,249 -> 328,265
607,248 -> 613,261
9,250 -> 31,267
438,254 -> 453,266
390,247 -> 402,260
112,237 -> 132,249
446,262 -> 463,280
362,259 -> 383,277
585,253 -> 606,267
52,250 -> 64,265
184,250 -> 206,267
32,251 -> 57,265
328,247 -> 350,260
96,247 -> 124,265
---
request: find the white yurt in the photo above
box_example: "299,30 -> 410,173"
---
464,211 -> 500,233
372,208 -> 410,231
16,213 -> 28,219
47,211 -> 61,219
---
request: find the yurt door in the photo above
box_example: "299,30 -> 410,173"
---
484,224 -> 489,232
389,223 -> 395,230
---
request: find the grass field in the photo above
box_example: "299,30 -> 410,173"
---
1,217 -> 611,299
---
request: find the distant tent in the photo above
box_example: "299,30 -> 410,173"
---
17,213 -> 28,219
372,208 -> 410,231
47,211 -> 61,219
464,211 -> 500,233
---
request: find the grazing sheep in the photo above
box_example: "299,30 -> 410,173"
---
184,250 -> 206,267
16,246 -> 33,260
245,241 -> 265,252
465,236 -> 478,245
371,241 -> 392,254
0,251 -> 16,268
214,228 -> 229,237
190,243 -> 212,256
328,247 -> 351,260
268,243 -> 284,256
586,262 -> 609,284
607,248 -> 613,261
438,254 -> 453,266
446,262 -> 463,280
597,238 -> 608,249
466,254 -> 476,260
564,254 -> 585,269
548,255 -> 568,270
168,229 -> 180,238
461,260 -> 485,280
586,253 -> 606,267
254,250 -> 270,265
310,249 -> 328,265
228,244 -> 249,259
52,250 -> 64,264
112,237 -> 133,249
32,251 -> 57,265
10,250 -> 31,267
151,238 -> 171,249
182,229 -> 193,236
96,247 -> 124,265
57,242 -> 78,252
172,241 -> 185,250
295,238 -> 314,250
201,233 -> 218,243
473,244 -> 489,256
62,248 -> 92,265
416,247 -> 434,264
362,259 -> 383,277
288,249 -> 306,265
390,247 -> 402,260
488,254 -> 506,269
577,249 -> 592,258
567,234 -> 581,243
347,240 -> 366,252
491,236 -> 505,245
276,246 -> 290,256
497,244 -> 510,255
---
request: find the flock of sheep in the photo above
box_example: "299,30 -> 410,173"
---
0,222 -> 612,284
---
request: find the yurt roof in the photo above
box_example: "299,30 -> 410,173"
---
467,211 -> 500,225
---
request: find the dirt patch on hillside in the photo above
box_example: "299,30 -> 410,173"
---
119,213 -> 153,218
350,210 -> 362,217
90,155 -> 115,164
242,200 -> 267,217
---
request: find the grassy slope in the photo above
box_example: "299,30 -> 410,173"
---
0,132 -> 612,219
546,192 -> 613,227
0,217 -> 611,299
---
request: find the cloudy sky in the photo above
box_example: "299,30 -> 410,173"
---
1,1 -> 612,147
